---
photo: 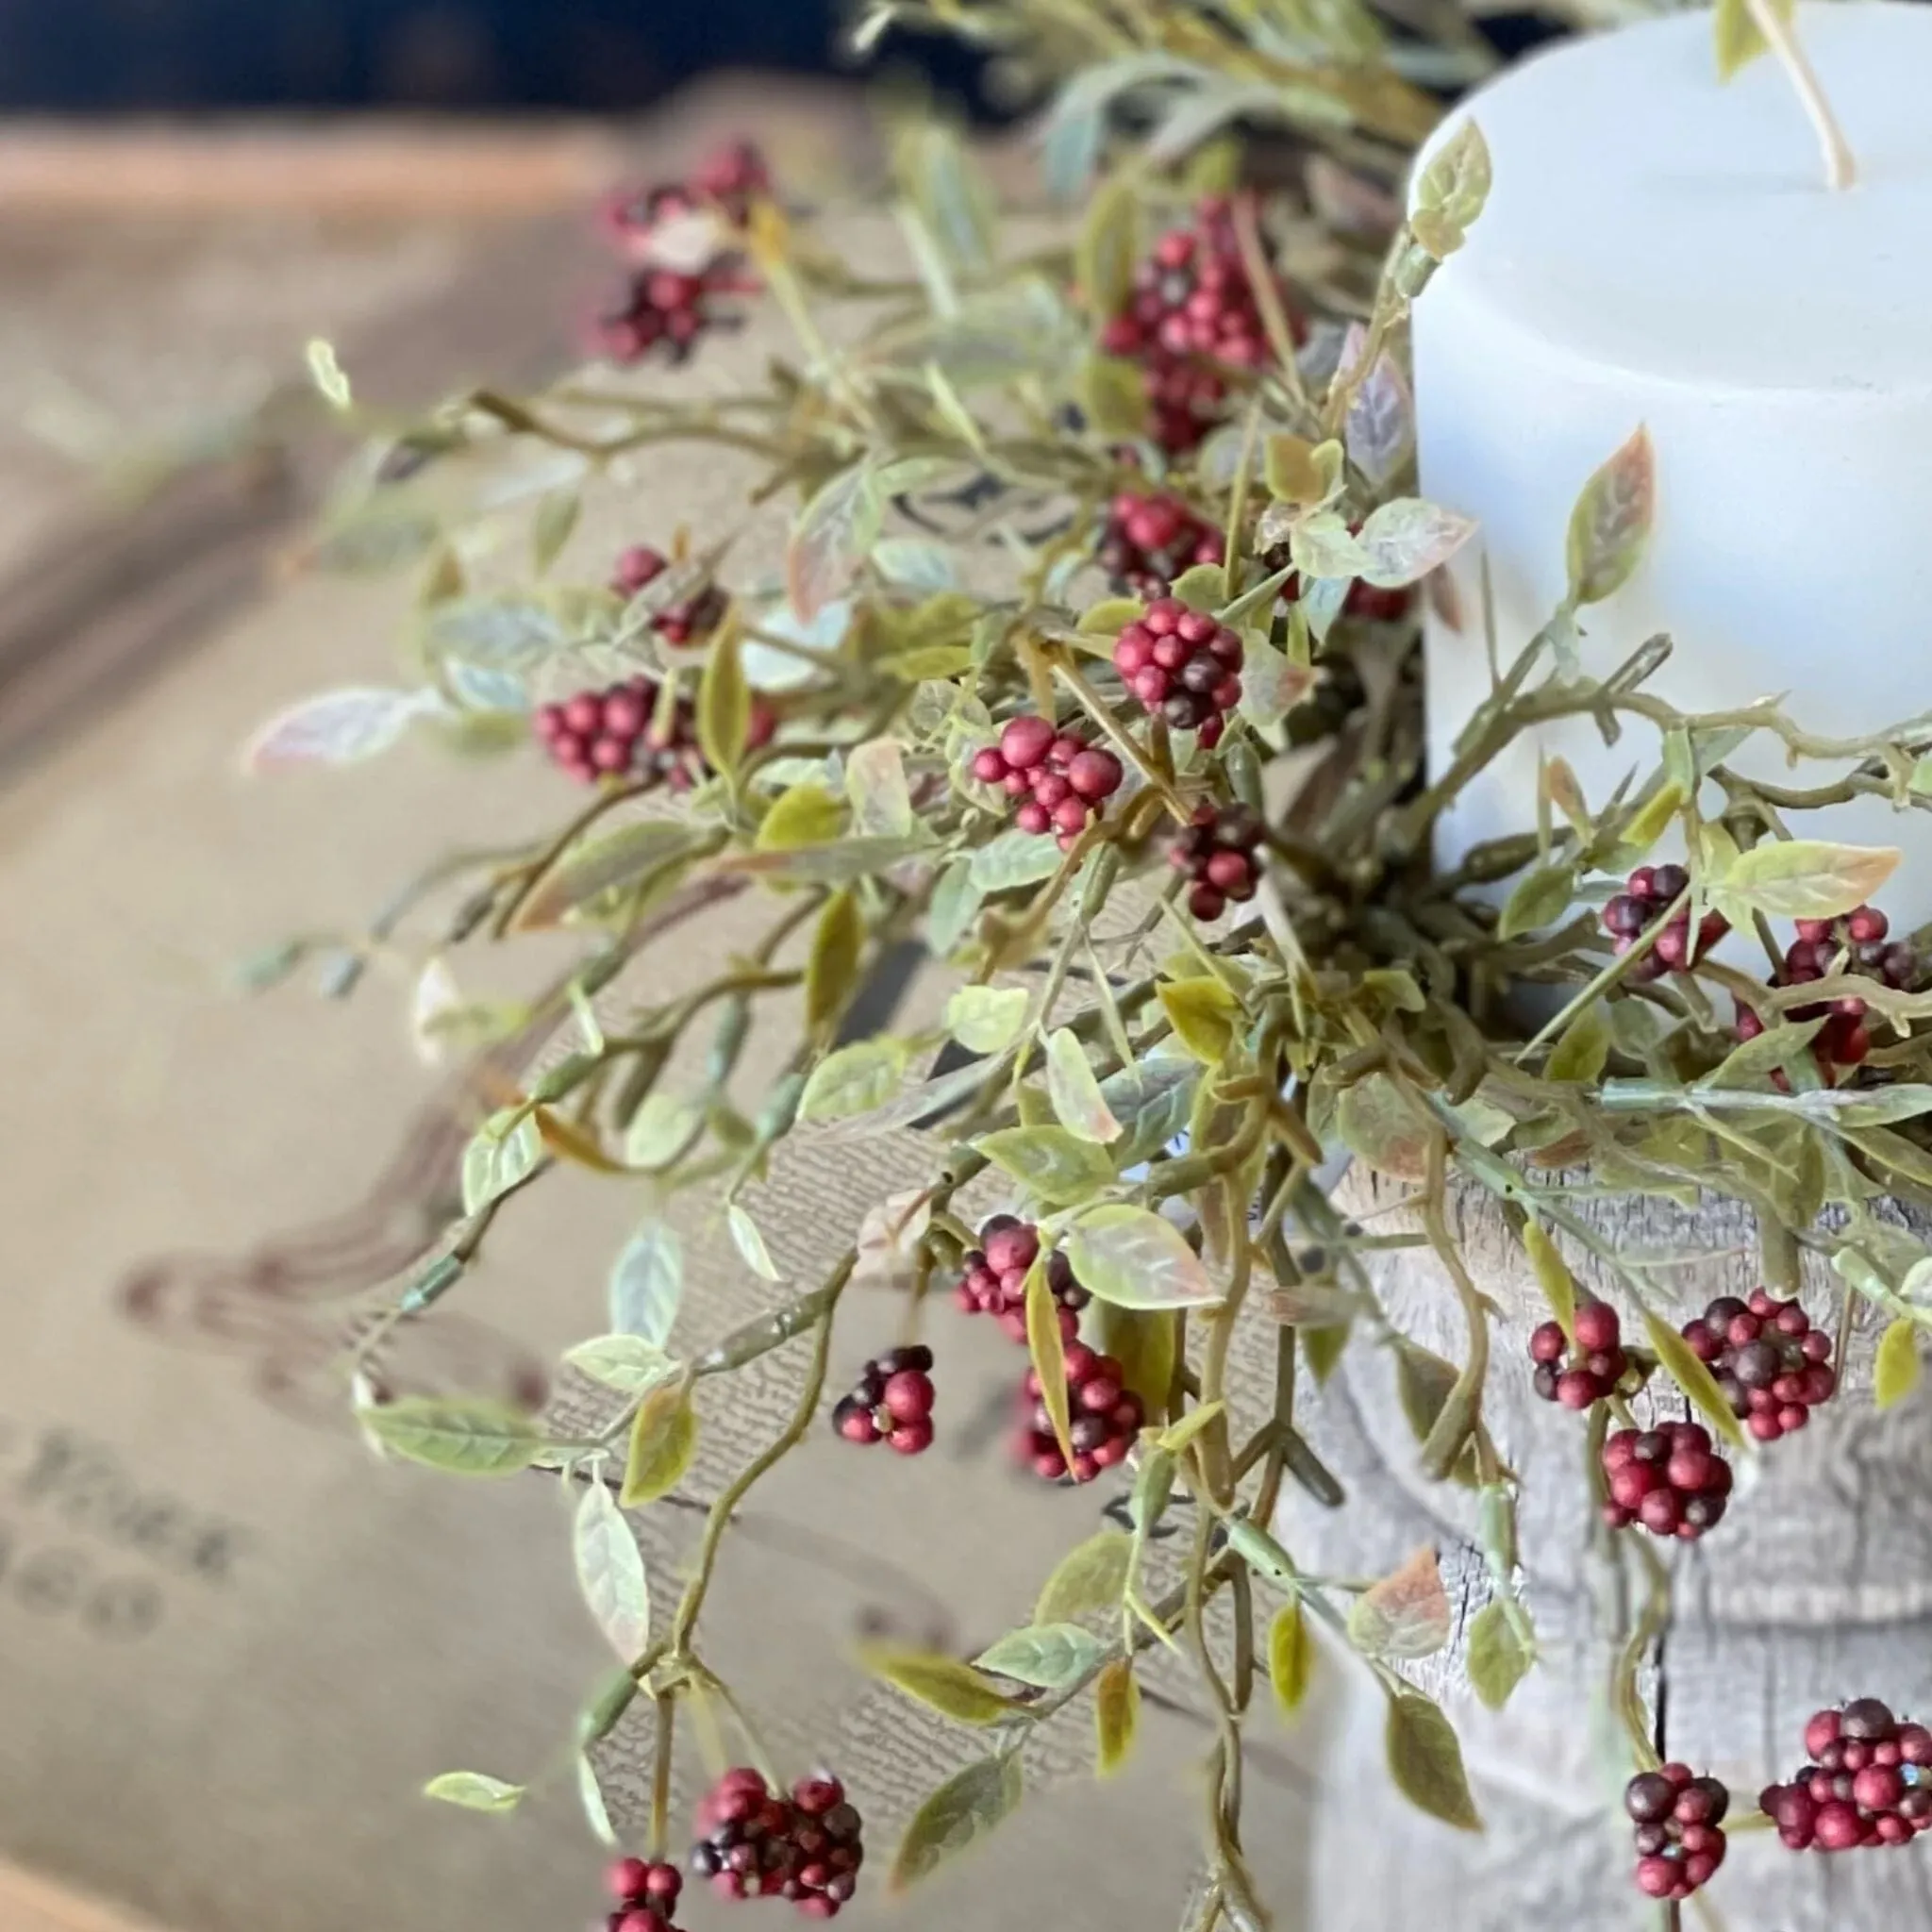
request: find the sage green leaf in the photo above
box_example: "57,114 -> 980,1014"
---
1641,1310 -> 1744,1447
1094,1658 -> 1140,1777
574,1480 -> 650,1660
846,738 -> 913,838
514,821 -> 699,929
1078,354 -> 1148,438
696,617 -> 750,780
806,890 -> 864,1037
624,1093 -> 700,1170
757,782 -> 845,852
364,1396 -> 540,1475
1345,1546 -> 1452,1660
788,463 -> 881,620
1467,1600 -> 1533,1709
1336,1074 -> 1429,1180
1289,508 -> 1372,580
1036,1529 -> 1133,1624
1158,975 -> 1243,1064
1717,839 -> 1900,921
1239,636 -> 1315,729
621,1383 -> 698,1507
889,1755 -> 1023,1893
927,858 -> 985,956
564,1335 -> 675,1395
970,828 -> 1063,893
460,1108 -> 542,1214
531,487 -> 581,573
1075,173 -> 1140,319
975,1623 -> 1105,1690
1268,1602 -> 1312,1717
1355,498 -> 1476,589
861,1646 -> 1020,1725
1520,1223 -> 1576,1336
243,685 -> 432,772
1565,425 -> 1654,606
1410,119 -> 1491,258
424,1772 -> 525,1813
1385,1690 -> 1483,1830
1066,1204 -> 1221,1309
1025,1257 -> 1075,1469
609,1221 -> 683,1346
1875,1317 -> 1922,1409
727,1203 -> 780,1282
1498,862 -> 1574,941
1169,562 -> 1228,610
1546,1003 -> 1610,1085
976,1126 -> 1117,1208
720,836 -> 931,884
575,1755 -> 617,1847
1046,1027 -> 1121,1142
946,985 -> 1030,1055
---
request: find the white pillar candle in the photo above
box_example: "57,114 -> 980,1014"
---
1412,2 -> 1932,917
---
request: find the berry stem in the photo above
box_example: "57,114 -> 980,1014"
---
648,1691 -> 675,1860
1741,0 -> 1857,191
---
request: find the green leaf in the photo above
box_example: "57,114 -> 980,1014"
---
1094,1658 -> 1140,1777
1066,1204 -> 1222,1310
1336,1074 -> 1429,1181
609,1221 -> 683,1346
927,858 -> 985,956
576,1755 -> 617,1847
624,1092 -> 701,1169
788,463 -> 882,620
806,890 -> 865,1037
460,1108 -> 543,1214
1385,1690 -> 1482,1830
847,738 -> 914,838
1169,562 -> 1228,610
424,1772 -> 525,1813
1520,1223 -> 1576,1336
757,782 -> 845,852
1713,0 -> 1791,78
1046,1027 -> 1122,1142
946,985 -> 1031,1055
890,1755 -> 1023,1893
364,1396 -> 541,1475
1288,509 -> 1373,581
1565,425 -> 1655,607
799,1038 -> 910,1122
563,1335 -> 675,1395
1158,976 -> 1244,1064
1467,1601 -> 1533,1710
975,1622 -> 1105,1690
1074,173 -> 1140,320
861,1646 -> 1021,1725
574,1480 -> 650,1660
620,1383 -> 698,1507
1238,636 -> 1315,729
1497,862 -> 1575,941
970,828 -> 1063,893
1641,1309 -> 1745,1447
306,337 -> 353,408
1025,1257 -> 1075,1470
1717,839 -> 1901,922
1263,433 -> 1338,507
1546,1003 -> 1611,1085
1875,1317 -> 1922,1409
1410,119 -> 1491,259
1087,1304 -> 1177,1424
976,1126 -> 1118,1208
696,617 -> 750,780
1346,1546 -> 1452,1660
531,487 -> 581,573
1268,1602 -> 1312,1718
727,1203 -> 780,1281
1354,497 -> 1476,590
1078,355 -> 1147,439
514,822 -> 700,930
1036,1529 -> 1134,1624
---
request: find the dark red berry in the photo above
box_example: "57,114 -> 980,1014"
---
1096,491 -> 1227,597
1528,1301 -> 1625,1410
957,1218 -> 1087,1342
970,717 -> 1123,849
1603,1425 -> 1729,1541
832,1355 -> 936,1455
1168,803 -> 1263,922
1624,1769 -> 1729,1900
1021,1348 -> 1141,1480
1117,602 -> 1242,739
1681,1290 -> 1833,1441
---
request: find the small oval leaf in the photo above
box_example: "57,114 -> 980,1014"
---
425,1771 -> 525,1812
1036,1529 -> 1134,1624
975,1623 -> 1105,1690
1065,1204 -> 1222,1310
1025,1257 -> 1075,1469
609,1222 -> 683,1347
975,1126 -> 1118,1208
363,1396 -> 540,1476
1094,1657 -> 1140,1777
1565,425 -> 1654,607
861,1646 -> 1021,1725
890,1755 -> 1023,1893
1466,1600 -> 1533,1710
1046,1027 -> 1122,1143
574,1480 -> 651,1660
1385,1690 -> 1482,1831
1641,1309 -> 1745,1448
1345,1546 -> 1452,1661
621,1383 -> 698,1507
1875,1317 -> 1923,1410
800,1039 -> 910,1122
1268,1601 -> 1312,1718
945,985 -> 1031,1055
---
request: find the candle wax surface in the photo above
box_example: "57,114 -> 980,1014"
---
1412,1 -> 1932,920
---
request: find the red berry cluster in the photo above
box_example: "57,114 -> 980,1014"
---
1111,596 -> 1244,745
1624,1766 -> 1730,1901
603,1857 -> 684,1932
1265,528 -> 1413,625
1023,1342 -> 1143,1484
535,678 -> 774,788
689,1769 -> 863,1918
1736,904 -> 1915,1072
1681,1290 -> 1834,1442
971,716 -> 1124,848
1601,1422 -> 1731,1541
1096,491 -> 1225,598
611,545 -> 727,647
831,1345 -> 935,1456
1169,804 -> 1264,922
1527,1300 -> 1629,1409
1761,1702 -> 1932,1851
1098,193 -> 1303,454
956,1216 -> 1089,1344
1600,864 -> 1729,980
600,140 -> 773,253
